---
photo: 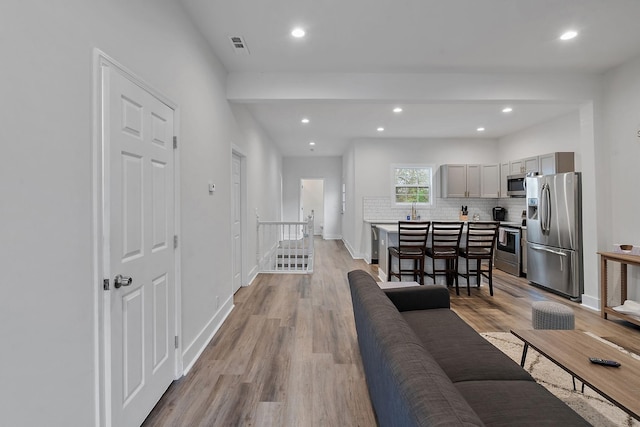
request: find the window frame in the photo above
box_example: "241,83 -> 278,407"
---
391,164 -> 434,206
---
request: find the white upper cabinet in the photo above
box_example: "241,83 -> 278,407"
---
510,156 -> 540,174
441,153 -> 573,199
466,164 -> 481,197
510,160 -> 523,175
441,164 -> 480,198
500,162 -> 510,198
523,156 -> 539,173
481,164 -> 500,198
538,152 -> 575,175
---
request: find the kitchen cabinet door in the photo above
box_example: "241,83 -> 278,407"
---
466,164 -> 481,197
500,162 -> 509,198
481,164 -> 500,198
441,164 -> 467,198
539,152 -> 574,175
523,156 -> 539,173
510,160 -> 523,174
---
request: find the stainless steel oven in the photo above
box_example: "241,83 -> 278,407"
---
495,226 -> 521,276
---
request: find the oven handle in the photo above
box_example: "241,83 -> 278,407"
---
530,245 -> 567,257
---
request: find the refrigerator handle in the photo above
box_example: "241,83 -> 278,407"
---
539,184 -> 546,233
530,245 -> 567,256
542,183 -> 551,233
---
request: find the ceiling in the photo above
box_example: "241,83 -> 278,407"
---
179,0 -> 640,156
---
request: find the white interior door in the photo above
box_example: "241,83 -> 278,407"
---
300,179 -> 324,236
231,153 -> 243,293
104,65 -> 176,427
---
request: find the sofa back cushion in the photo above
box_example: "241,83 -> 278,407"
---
348,270 -> 485,426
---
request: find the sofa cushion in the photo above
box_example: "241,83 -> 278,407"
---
402,309 -> 533,383
455,380 -> 590,426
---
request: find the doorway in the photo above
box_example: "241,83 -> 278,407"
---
300,179 -> 324,236
231,151 -> 246,293
96,52 -> 180,427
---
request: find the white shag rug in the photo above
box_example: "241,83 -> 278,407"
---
480,332 -> 639,427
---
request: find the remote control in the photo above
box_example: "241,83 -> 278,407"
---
589,357 -> 621,367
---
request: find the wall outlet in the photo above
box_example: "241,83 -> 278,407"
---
208,183 -> 215,193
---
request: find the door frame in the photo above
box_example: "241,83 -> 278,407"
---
92,49 -> 182,426
231,146 -> 248,290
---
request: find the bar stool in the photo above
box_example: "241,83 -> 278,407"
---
425,221 -> 463,289
388,221 -> 430,285
458,221 -> 499,296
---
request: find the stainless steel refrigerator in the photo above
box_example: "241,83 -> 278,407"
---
526,172 -> 583,300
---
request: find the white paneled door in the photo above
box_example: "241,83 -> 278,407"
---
231,154 -> 243,293
104,65 -> 176,427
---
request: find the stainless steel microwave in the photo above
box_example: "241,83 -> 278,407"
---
507,173 -> 527,197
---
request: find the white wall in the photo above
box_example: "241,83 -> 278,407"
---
230,105 -> 283,280
282,156 -> 343,239
0,1 -> 281,425
345,138 -> 500,258
498,112 -> 581,164
602,54 -> 640,301
342,146 -> 358,256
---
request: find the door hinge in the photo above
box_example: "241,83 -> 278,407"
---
174,235 -> 178,249
174,336 -> 179,349
173,136 -> 177,149
103,279 -> 110,291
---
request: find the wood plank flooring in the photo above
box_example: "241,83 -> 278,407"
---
143,238 -> 640,426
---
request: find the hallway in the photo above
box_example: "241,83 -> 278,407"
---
143,239 -> 376,425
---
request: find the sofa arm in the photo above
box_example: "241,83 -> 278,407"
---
384,285 -> 450,311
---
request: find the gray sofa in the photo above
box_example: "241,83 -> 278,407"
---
347,270 -> 590,426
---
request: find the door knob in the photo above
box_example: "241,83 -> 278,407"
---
114,274 -> 133,289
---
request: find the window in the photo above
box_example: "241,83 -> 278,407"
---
392,165 -> 433,205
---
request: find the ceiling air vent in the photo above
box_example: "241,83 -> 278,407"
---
228,36 -> 250,55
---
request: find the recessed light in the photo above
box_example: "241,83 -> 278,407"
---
559,30 -> 578,41
291,28 -> 306,38
502,107 -> 513,113
377,127 -> 385,132
301,118 -> 310,124
477,127 -> 485,132
393,107 -> 403,113
309,141 -> 315,146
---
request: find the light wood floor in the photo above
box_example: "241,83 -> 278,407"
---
144,238 -> 640,426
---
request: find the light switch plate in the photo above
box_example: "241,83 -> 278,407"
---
208,183 -> 215,193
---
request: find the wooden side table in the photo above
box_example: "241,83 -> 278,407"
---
598,251 -> 640,327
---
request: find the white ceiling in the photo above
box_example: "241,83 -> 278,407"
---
179,0 -> 640,156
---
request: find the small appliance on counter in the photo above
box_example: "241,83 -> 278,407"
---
492,207 -> 507,221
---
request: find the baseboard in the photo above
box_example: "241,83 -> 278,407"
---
181,295 -> 234,375
342,238 -> 363,260
322,234 -> 342,240
580,293 -> 600,312
247,265 -> 258,285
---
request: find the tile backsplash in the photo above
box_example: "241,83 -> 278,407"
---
363,196 -> 526,223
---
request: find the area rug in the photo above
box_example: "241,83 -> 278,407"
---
480,332 -> 639,427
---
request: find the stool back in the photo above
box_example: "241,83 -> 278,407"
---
430,221 -> 463,257
397,221 -> 430,253
464,221 -> 499,257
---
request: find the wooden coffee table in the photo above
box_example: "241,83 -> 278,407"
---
511,329 -> 640,421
